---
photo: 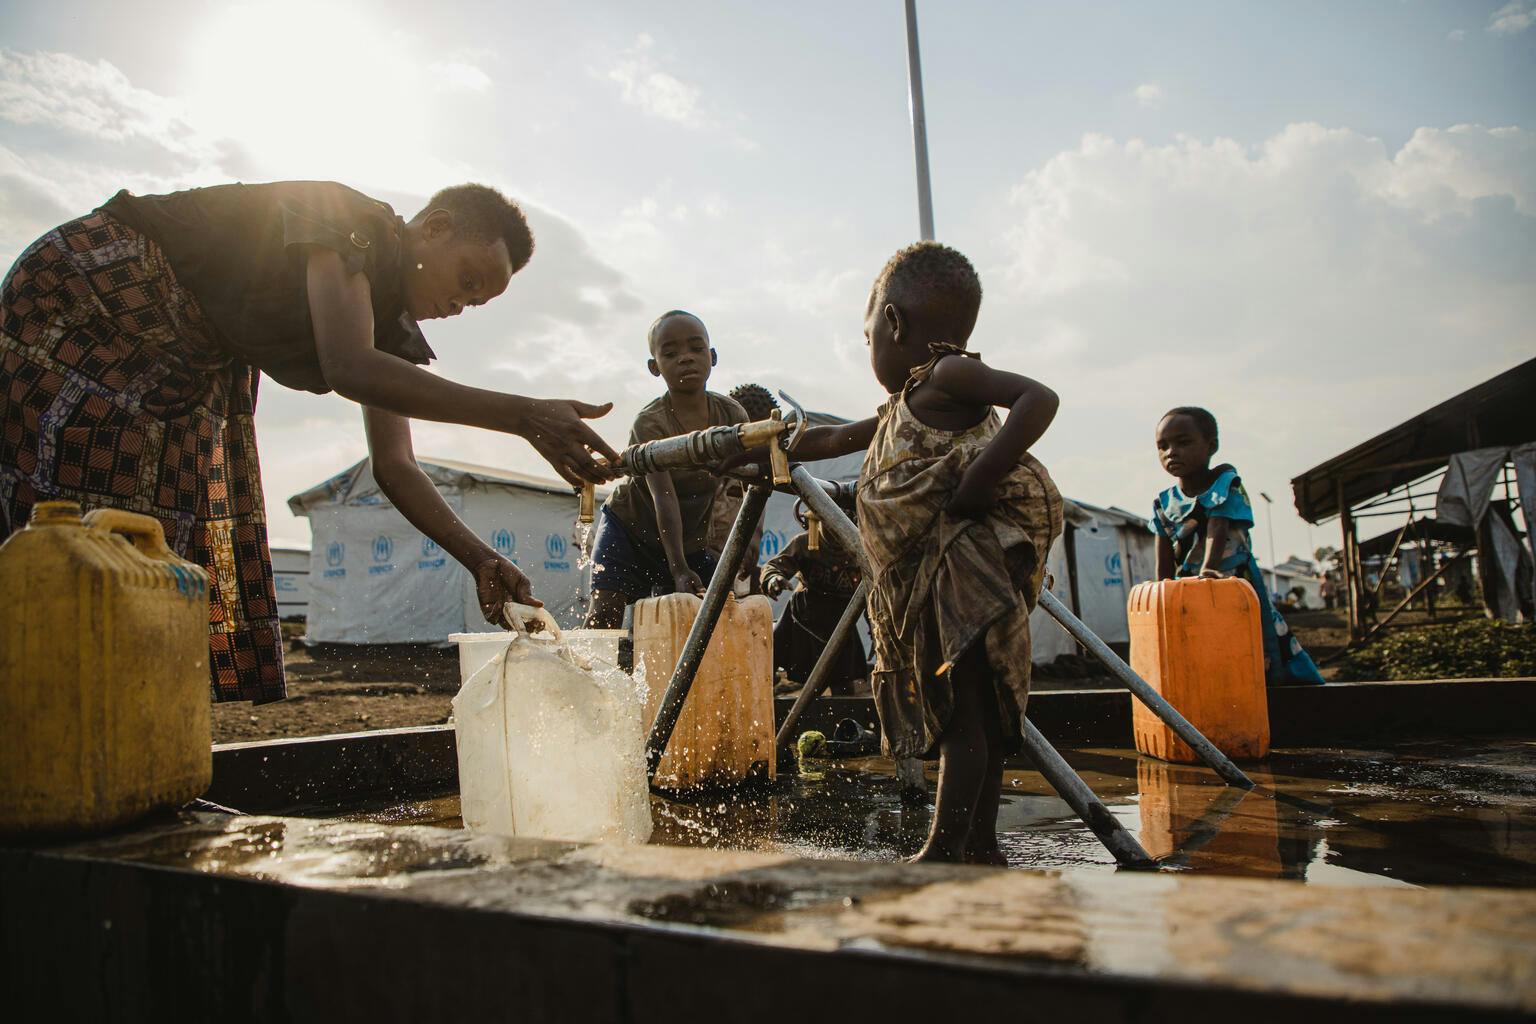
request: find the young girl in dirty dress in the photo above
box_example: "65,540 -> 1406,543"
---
1151,407 -> 1324,685
790,242 -> 1063,864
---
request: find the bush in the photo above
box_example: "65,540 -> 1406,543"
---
1333,618 -> 1536,681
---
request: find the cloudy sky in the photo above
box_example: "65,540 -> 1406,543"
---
2,0 -> 1533,561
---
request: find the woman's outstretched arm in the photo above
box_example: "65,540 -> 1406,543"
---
309,249 -> 618,485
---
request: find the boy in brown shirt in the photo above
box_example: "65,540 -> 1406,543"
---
585,311 -> 748,627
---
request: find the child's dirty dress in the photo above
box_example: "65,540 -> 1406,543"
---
857,347 -> 1063,757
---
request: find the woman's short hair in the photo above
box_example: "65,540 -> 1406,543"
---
420,183 -> 534,272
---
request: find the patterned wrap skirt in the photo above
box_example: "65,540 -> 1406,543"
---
858,390 -> 1063,758
0,212 -> 285,703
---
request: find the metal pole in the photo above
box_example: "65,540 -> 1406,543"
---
903,0 -> 936,241
1020,719 -> 1155,868
1259,491 -> 1278,599
645,484 -> 772,777
789,465 -> 867,572
1036,589 -> 1254,790
775,579 -> 872,748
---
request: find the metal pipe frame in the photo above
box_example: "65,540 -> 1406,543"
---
1035,589 -> 1254,790
1020,719 -> 1155,867
775,579 -> 872,749
645,484 -> 772,778
785,465 -> 1160,864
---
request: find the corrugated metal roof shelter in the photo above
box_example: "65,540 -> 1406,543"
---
1289,358 -> 1536,639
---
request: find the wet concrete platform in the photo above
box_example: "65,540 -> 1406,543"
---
4,811 -> 1534,1022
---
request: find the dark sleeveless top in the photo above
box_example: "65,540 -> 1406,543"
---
100,180 -> 435,393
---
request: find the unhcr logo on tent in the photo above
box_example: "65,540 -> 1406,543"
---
544,532 -> 570,573
418,535 -> 446,571
492,528 -> 517,563
323,541 -> 346,579
369,535 -> 395,575
1104,552 -> 1123,587
760,531 -> 784,559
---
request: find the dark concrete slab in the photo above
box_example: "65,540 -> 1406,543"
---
207,678 -> 1536,814
4,813 -> 1533,1023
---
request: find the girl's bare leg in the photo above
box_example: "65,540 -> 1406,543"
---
911,649 -> 990,864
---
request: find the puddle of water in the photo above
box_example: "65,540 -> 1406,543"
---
344,737 -> 1536,888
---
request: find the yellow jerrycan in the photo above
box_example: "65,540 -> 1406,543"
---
0,502 -> 212,833
1127,577 -> 1270,762
633,592 -> 776,790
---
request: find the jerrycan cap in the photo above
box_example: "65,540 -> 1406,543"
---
29,500 -> 84,526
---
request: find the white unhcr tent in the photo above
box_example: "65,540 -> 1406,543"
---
289,451 -> 1157,664
289,457 -> 607,642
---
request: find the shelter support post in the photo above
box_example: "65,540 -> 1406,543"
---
1358,547 -> 1471,646
1338,480 -> 1360,638
1036,589 -> 1253,790
645,484 -> 772,779
775,580 -> 872,750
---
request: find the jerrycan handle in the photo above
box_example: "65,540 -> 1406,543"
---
83,508 -> 175,560
502,601 -> 564,644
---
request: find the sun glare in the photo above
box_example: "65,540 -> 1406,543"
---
184,2 -> 438,189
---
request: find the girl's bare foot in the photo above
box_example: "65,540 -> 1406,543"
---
907,843 -> 966,864
964,844 -> 1009,867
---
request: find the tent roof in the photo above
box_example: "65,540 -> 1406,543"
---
1290,357 -> 1536,524
288,456 -> 609,515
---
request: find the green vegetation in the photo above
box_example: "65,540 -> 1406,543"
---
1333,618 -> 1536,681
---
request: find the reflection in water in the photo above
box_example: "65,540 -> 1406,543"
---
346,737 -> 1536,889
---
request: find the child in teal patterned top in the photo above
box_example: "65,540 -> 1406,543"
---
1150,407 -> 1324,686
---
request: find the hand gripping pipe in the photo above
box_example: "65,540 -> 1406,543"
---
1035,589 -> 1253,790
785,466 -> 1155,866
645,484 -> 773,779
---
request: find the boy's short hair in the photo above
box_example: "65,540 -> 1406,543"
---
869,241 -> 983,340
419,183 -> 534,272
647,309 -> 705,353
1163,406 -> 1219,445
728,383 -> 779,421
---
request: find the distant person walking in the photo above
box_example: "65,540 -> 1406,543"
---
0,181 -> 618,703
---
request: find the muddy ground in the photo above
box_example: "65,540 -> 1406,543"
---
209,606 -> 1480,745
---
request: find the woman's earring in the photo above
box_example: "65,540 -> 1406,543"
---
416,262 -> 424,271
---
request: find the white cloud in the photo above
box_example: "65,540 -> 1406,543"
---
1487,1 -> 1534,34
431,59 -> 493,93
1132,82 -> 1163,108
988,122 -> 1535,558
1448,28 -> 1467,42
603,34 -> 707,127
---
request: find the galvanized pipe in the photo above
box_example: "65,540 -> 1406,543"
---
1019,718 -> 1155,868
645,484 -> 772,778
788,465 -> 868,572
774,579 -> 871,749
1035,588 -> 1254,790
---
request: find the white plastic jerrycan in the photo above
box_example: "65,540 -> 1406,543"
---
453,603 -> 652,845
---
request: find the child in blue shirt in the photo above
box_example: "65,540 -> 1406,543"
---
1150,406 -> 1324,685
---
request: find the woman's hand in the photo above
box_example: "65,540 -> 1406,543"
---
947,464 -> 1000,519
506,398 -> 622,487
672,567 -> 706,596
763,575 -> 786,599
1198,567 -> 1226,580
474,556 -> 539,626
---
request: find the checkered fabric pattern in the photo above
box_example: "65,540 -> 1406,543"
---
0,212 -> 285,703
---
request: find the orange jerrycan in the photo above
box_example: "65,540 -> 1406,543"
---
0,502 -> 212,833
1127,577 -> 1269,762
633,592 -> 776,789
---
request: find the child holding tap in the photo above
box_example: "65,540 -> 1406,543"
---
585,311 -> 748,628
784,242 -> 1063,864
